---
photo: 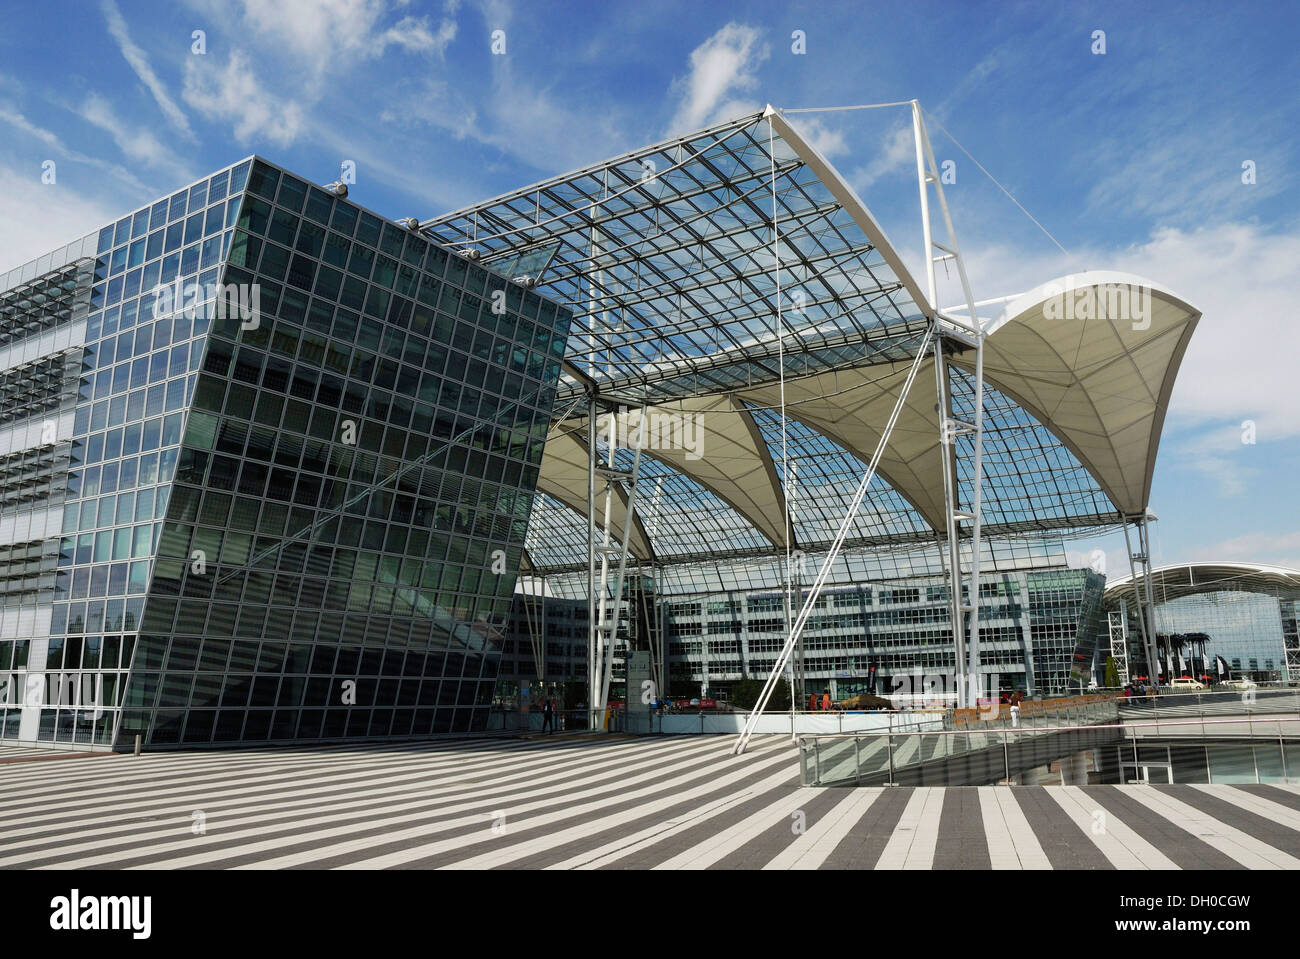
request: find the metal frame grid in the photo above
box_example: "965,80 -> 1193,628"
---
422,109 -> 1132,586
948,367 -> 1119,532
421,113 -> 925,402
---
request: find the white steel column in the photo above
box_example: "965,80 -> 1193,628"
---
911,100 -> 985,709
593,404 -> 648,721
1108,609 -> 1130,686
1123,514 -> 1161,691
586,393 -> 598,727
932,334 -> 967,701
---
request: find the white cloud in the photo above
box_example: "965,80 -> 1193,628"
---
785,116 -> 846,159
953,221 -> 1300,448
236,0 -> 457,67
0,104 -> 65,152
182,51 -> 305,148
1190,530 -> 1300,571
77,93 -> 192,182
379,14 -> 457,53
667,23 -> 769,134
0,102 -> 154,198
848,123 -> 914,193
380,70 -> 627,178
101,0 -> 194,139
0,163 -> 118,272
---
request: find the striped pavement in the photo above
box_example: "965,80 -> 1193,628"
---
0,735 -> 1298,869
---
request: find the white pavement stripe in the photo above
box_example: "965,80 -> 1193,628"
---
875,787 -> 943,869
4,750 -> 636,861
891,737 -> 920,769
36,738 -> 740,869
1196,786 -> 1300,834
761,789 -> 883,870
0,738 -> 688,851
549,767 -> 798,870
0,737 -> 585,793
241,739 -> 777,870
0,745 -> 621,831
978,787 -> 1051,870
434,750 -> 801,870
1121,787 -> 1300,869
0,738 -> 626,811
1046,787 -> 1178,870
650,789 -> 814,870
0,740 -> 467,787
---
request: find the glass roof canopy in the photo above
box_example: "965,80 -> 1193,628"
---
423,111 -> 926,402
419,109 -> 1185,576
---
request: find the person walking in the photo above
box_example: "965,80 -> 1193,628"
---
1009,690 -> 1022,728
821,691 -> 832,712
541,697 -> 554,734
809,692 -> 818,712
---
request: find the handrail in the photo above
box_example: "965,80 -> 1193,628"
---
799,715 -> 1300,741
799,713 -> 1299,786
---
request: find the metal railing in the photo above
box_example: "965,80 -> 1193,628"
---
798,710 -> 1300,787
1116,684 -> 1300,720
799,698 -> 1121,786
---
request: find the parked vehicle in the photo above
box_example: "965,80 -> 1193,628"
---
1218,678 -> 1257,691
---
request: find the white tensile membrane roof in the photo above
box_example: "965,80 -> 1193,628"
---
421,109 -> 1200,574
1104,563 -> 1300,608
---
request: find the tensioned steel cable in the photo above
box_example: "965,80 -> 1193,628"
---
770,117 -> 800,723
780,101 -> 1072,257
734,322 -> 937,754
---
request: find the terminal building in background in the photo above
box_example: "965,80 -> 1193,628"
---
0,157 -> 569,749
660,564 -> 1104,701
1098,563 -> 1300,685
505,557 -> 1297,705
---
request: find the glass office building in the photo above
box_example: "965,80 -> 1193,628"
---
1099,564 -> 1300,683
0,157 -> 570,749
657,565 -> 1103,700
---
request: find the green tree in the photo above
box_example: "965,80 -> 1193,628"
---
729,678 -> 792,711
1103,656 -> 1119,688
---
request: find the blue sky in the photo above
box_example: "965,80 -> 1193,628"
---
0,0 -> 1296,573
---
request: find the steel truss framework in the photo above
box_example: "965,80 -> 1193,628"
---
419,102 -> 1201,720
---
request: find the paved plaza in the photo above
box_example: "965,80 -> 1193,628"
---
1,736 -> 1298,869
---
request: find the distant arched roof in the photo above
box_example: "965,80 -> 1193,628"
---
1104,562 -> 1300,608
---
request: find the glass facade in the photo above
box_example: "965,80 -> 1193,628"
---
0,157 -> 570,748
575,564 -> 1105,700
1104,589 -> 1298,682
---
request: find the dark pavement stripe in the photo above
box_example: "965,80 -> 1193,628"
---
1010,788 -> 1112,870
399,741 -> 788,870
707,786 -> 847,870
1154,784 -> 1300,856
594,757 -> 806,868
818,785 -> 915,870
4,748 -> 602,836
1239,784 -> 1300,813
1080,786 -> 1242,870
931,787 -> 990,869
504,758 -> 800,869
287,740 -> 770,869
